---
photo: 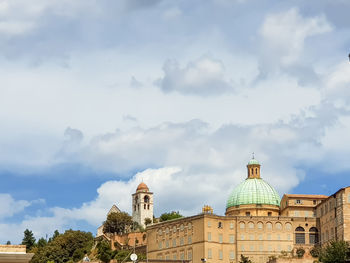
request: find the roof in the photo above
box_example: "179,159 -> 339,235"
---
226,178 -> 281,208
136,182 -> 149,192
283,194 -> 328,199
248,158 -> 260,165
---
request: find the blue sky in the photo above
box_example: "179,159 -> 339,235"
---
0,0 -> 350,244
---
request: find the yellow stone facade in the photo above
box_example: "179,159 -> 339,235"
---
146,159 -> 350,263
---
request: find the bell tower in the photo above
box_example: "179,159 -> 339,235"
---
247,155 -> 261,179
132,182 -> 153,228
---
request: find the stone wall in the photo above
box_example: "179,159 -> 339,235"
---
0,245 -> 26,253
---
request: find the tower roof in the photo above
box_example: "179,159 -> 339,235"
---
136,182 -> 149,192
248,158 -> 260,165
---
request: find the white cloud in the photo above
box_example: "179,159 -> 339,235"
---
156,56 -> 233,96
0,194 -> 30,219
260,8 -> 332,66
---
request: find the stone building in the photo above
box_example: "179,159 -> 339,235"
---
146,158 -> 350,263
132,182 -> 154,228
0,245 -> 33,263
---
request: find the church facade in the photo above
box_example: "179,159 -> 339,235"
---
146,158 -> 350,263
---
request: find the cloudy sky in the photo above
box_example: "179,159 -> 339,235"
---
0,0 -> 350,244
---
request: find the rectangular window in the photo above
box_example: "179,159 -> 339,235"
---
229,250 -> 235,260
249,234 -> 254,240
313,200 -> 317,205
241,234 -> 245,240
230,223 -> 234,229
287,234 -> 291,240
258,234 -> 263,240
348,194 -> 350,203
188,236 -> 192,244
268,212 -> 272,216
158,242 -> 162,249
277,245 -> 281,251
246,212 -> 250,216
180,237 -> 184,246
208,249 -> 212,259
229,234 -> 234,244
241,245 -> 245,252
219,234 -> 223,243
207,221 -> 211,227
173,254 -> 177,260
166,255 -> 170,260
180,252 -> 184,260
207,232 -> 212,241
305,211 -> 309,217
250,245 -> 254,251
219,250 -> 223,260
259,244 -> 263,251
277,234 -> 281,240
268,245 -> 272,252
288,245 -> 292,251
267,234 -> 271,240
295,211 -> 299,217
166,240 -> 169,248
188,251 -> 192,260
296,199 -> 301,204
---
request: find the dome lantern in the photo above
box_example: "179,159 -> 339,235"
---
247,155 -> 261,179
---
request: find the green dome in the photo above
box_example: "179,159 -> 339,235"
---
226,178 -> 281,208
248,158 -> 260,165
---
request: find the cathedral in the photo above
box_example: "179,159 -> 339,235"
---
145,158 -> 350,263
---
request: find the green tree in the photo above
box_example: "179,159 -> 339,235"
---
30,230 -> 93,263
6,241 -> 11,245
37,237 -> 47,248
296,248 -> 305,258
103,212 -> 133,235
159,211 -> 183,222
48,230 -> 60,243
22,229 -> 36,251
239,254 -> 252,263
144,217 -> 152,226
319,240 -> 350,263
96,241 -> 112,263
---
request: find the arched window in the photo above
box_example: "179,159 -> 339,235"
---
275,222 -> 282,230
255,168 -> 258,174
295,227 -> 305,244
251,168 -> 254,175
266,222 -> 272,230
144,195 -> 150,203
309,227 -> 319,244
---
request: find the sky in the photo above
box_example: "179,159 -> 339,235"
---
0,0 -> 350,244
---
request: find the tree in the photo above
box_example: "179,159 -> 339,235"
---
96,241 -> 112,263
310,245 -> 322,258
296,247 -> 305,258
48,230 -> 60,243
144,217 -> 152,226
159,211 -> 183,222
239,254 -> 252,263
6,241 -> 11,245
30,230 -> 94,263
22,229 -> 36,251
103,212 -> 133,235
319,240 -> 350,263
37,237 -> 47,248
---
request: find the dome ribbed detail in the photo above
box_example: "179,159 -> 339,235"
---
226,178 -> 280,208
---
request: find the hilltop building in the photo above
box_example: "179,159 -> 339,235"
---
132,182 -> 154,228
0,245 -> 33,263
146,158 -> 350,263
